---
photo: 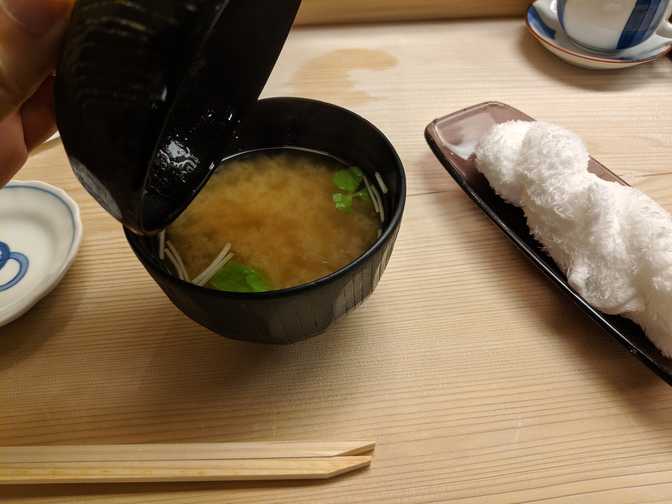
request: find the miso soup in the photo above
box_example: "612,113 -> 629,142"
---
162,149 -> 385,292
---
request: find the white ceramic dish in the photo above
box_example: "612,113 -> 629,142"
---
527,0 -> 672,70
0,181 -> 82,327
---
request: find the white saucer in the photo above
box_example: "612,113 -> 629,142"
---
0,181 -> 83,327
527,0 -> 672,70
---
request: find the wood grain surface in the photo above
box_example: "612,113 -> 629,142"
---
3,17 -> 672,504
296,0 -> 529,25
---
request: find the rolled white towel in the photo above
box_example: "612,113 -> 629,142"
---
476,120 -> 672,356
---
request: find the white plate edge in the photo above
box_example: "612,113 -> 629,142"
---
0,180 -> 83,327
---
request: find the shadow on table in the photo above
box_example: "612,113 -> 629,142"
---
420,150 -> 671,429
133,307 -> 365,397
0,261 -> 82,371
517,27 -> 670,91
63,293 -> 374,445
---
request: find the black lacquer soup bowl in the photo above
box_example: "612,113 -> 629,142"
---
126,98 -> 406,344
55,0 -> 406,343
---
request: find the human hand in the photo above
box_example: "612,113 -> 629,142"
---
0,0 -> 73,187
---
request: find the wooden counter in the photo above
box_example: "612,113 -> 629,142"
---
3,17 -> 672,504
296,0 -> 529,25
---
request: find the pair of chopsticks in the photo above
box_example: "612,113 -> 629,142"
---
0,442 -> 374,485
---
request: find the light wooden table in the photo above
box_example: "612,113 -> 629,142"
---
296,0 -> 529,25
4,17 -> 672,504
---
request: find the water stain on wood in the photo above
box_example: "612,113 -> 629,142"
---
292,49 -> 398,105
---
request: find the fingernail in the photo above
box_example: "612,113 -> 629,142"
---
1,0 -> 71,35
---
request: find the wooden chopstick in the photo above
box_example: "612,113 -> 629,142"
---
0,457 -> 373,484
0,442 -> 375,485
0,442 -> 375,463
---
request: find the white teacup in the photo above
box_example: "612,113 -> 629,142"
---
545,0 -> 672,52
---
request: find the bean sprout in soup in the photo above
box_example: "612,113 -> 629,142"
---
164,149 -> 383,292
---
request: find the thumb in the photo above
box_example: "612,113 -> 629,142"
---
0,0 -> 72,119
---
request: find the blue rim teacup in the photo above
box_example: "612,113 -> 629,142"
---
538,0 -> 672,53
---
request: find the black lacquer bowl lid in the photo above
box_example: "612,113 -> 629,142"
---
55,0 -> 302,234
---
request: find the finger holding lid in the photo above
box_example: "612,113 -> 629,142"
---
0,0 -> 73,120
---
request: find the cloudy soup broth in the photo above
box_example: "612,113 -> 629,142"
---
164,149 -> 382,292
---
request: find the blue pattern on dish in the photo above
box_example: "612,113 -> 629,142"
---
0,241 -> 29,292
529,6 -> 556,39
3,184 -> 79,261
635,0 -> 666,47
618,0 -> 665,49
